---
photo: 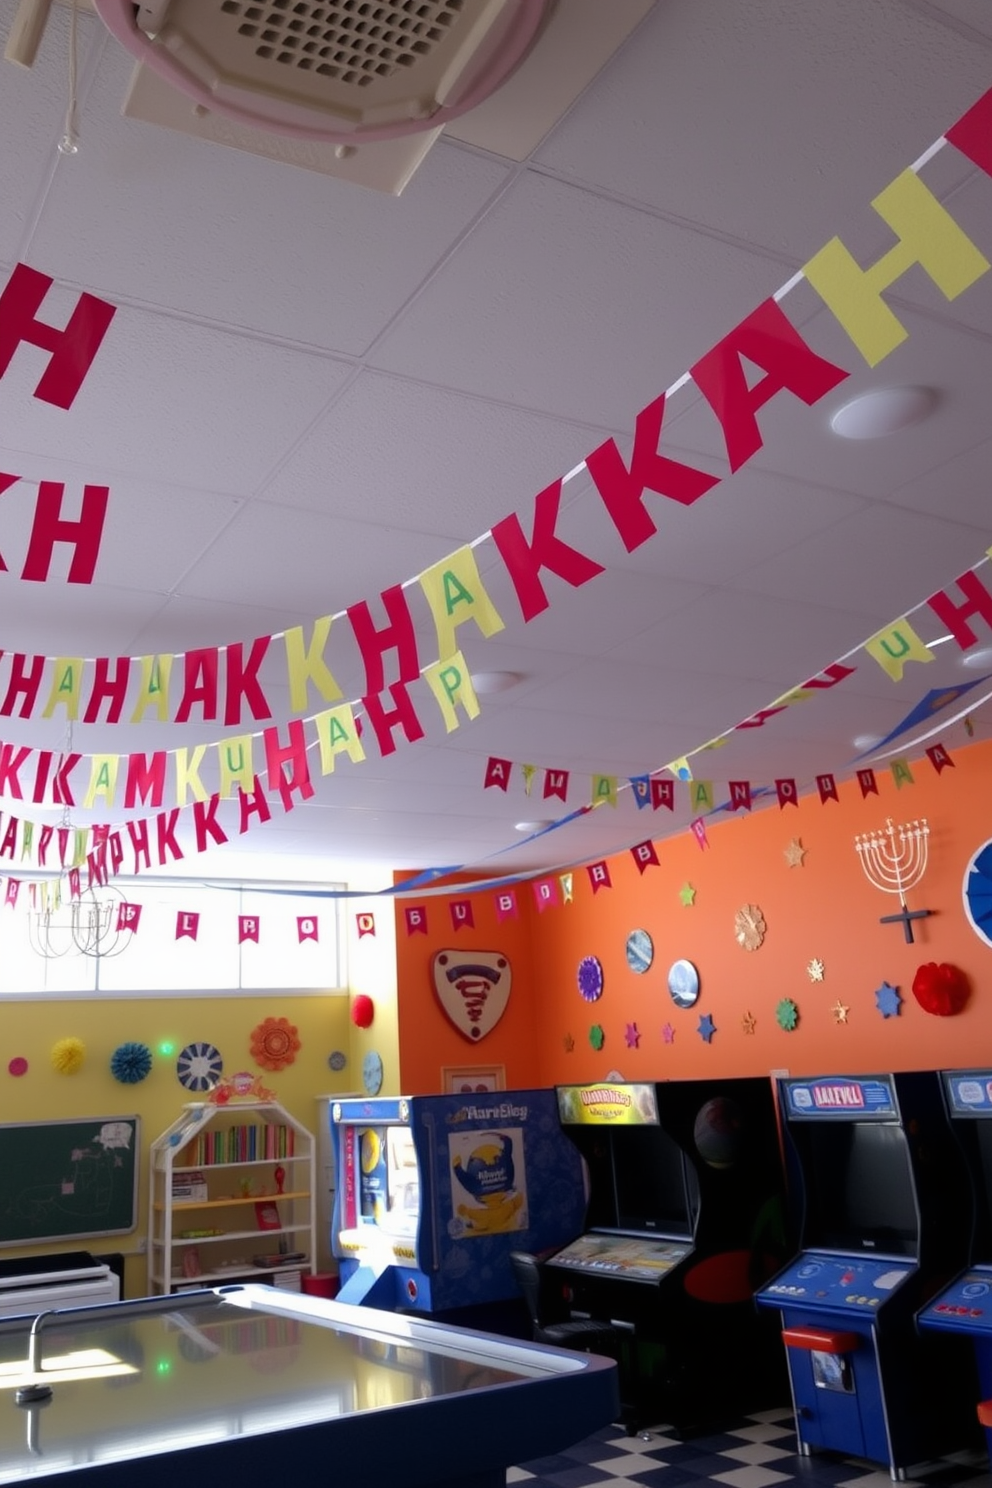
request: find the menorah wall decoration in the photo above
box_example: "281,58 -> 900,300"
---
854,817 -> 933,943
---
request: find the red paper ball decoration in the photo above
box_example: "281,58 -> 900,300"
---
351,995 -> 375,1029
911,962 -> 969,1017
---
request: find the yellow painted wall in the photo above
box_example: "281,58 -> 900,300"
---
0,993 -> 353,1296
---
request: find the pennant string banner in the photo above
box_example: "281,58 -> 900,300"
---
2,87 -> 992,894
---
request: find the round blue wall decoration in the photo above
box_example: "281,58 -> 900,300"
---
362,1051 -> 384,1096
578,956 -> 604,1002
625,929 -> 654,974
964,838 -> 992,949
177,1041 -> 223,1092
668,959 -> 700,1009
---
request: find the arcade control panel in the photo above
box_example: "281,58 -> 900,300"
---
919,1268 -> 992,1334
762,1253 -> 912,1315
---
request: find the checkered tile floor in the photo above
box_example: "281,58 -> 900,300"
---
509,1407 -> 992,1488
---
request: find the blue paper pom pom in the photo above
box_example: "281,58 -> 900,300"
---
111,1042 -> 152,1084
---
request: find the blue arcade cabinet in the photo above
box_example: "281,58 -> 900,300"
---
918,1069 -> 992,1462
329,1089 -> 587,1328
756,1072 -> 978,1479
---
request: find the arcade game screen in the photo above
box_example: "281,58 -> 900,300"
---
358,1126 -> 420,1236
800,1121 -> 919,1257
585,1125 -> 697,1238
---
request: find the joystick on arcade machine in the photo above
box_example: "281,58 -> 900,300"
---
329,1089 -> 587,1328
546,1078 -> 791,1430
918,1069 -> 992,1463
756,1072 -> 978,1479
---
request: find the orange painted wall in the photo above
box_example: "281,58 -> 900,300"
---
394,741 -> 992,1090
394,878 -> 541,1093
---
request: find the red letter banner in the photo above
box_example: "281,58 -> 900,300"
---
533,877 -> 559,912
484,756 -> 512,791
4,878 -> 19,908
926,743 -> 954,773
775,778 -> 799,808
494,889 -> 518,923
543,768 -> 568,801
356,911 -> 376,938
176,911 -> 199,941
297,916 -> 319,943
117,902 -> 142,933
691,817 -> 709,850
631,840 -> 659,874
238,915 -> 260,944
816,773 -> 839,804
449,899 -> 474,932
857,769 -> 879,798
404,905 -> 428,936
587,861 -> 612,893
729,780 -> 752,812
651,777 -> 675,811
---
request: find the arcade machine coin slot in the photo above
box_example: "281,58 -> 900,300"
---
917,1070 -> 992,1466
548,1078 -> 792,1432
756,1072 -> 979,1479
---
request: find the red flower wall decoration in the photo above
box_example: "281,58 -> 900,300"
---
911,962 -> 970,1017
250,1016 -> 301,1071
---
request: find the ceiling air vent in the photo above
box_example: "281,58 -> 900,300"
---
92,0 -> 554,142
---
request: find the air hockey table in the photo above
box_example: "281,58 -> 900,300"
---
0,1284 -> 619,1488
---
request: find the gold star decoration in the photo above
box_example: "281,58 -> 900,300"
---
679,882 -> 696,907
832,1000 -> 849,1024
784,838 -> 806,868
563,1033 -> 575,1053
807,957 -> 825,983
741,1010 -> 757,1035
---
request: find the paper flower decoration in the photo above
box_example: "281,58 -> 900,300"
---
776,998 -> 799,1031
351,995 -> 375,1029
111,1042 -> 153,1084
51,1037 -> 85,1075
912,962 -> 970,1017
875,981 -> 902,1018
250,1017 -> 301,1071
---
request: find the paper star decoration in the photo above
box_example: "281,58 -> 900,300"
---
563,1033 -> 575,1053
832,1001 -> 849,1024
661,1022 -> 676,1044
679,882 -> 696,907
807,958 -> 825,983
875,981 -> 902,1018
776,998 -> 799,1031
741,1010 -> 756,1035
697,1013 -> 716,1043
784,838 -> 806,868
589,1024 -> 605,1050
624,1022 -> 640,1048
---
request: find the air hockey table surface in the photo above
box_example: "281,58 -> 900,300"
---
0,1284 -> 619,1488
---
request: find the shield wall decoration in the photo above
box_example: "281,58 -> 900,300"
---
432,950 -> 511,1041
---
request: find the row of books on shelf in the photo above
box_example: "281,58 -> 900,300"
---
180,1123 -> 297,1166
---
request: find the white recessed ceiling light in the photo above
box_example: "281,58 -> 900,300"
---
515,820 -> 553,833
961,646 -> 992,670
852,733 -> 881,751
829,386 -> 937,440
471,671 -> 522,694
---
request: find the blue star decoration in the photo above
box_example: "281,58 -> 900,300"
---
697,1013 -> 716,1043
875,981 -> 902,1018
624,1022 -> 640,1048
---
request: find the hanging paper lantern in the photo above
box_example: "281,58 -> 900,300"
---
51,1037 -> 86,1075
111,1042 -> 153,1084
351,995 -> 375,1029
911,962 -> 970,1017
250,1016 -> 301,1072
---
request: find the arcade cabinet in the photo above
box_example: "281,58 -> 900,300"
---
329,1089 -> 587,1329
918,1069 -> 992,1463
546,1078 -> 791,1430
756,1072 -> 978,1479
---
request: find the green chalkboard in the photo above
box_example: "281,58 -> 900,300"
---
0,1117 -> 139,1247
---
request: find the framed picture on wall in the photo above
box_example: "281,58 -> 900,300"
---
441,1065 -> 506,1095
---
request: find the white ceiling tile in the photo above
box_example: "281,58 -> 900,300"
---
533,0 -> 992,258
258,369 -> 609,536
25,43 -> 512,356
367,170 -> 787,428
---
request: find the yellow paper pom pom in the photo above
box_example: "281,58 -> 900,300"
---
51,1037 -> 86,1075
